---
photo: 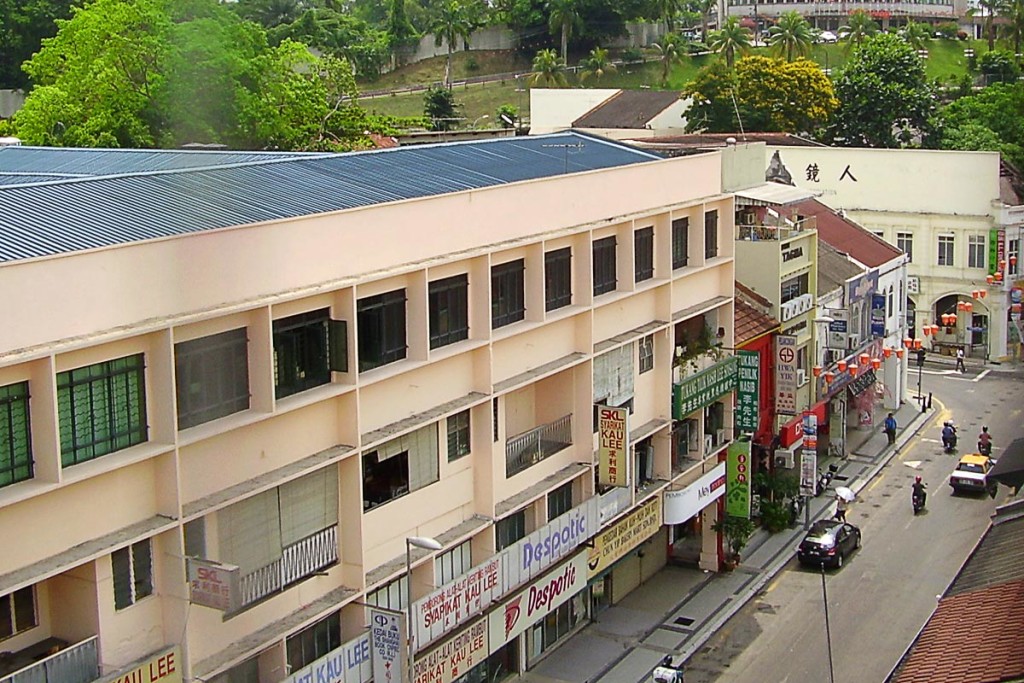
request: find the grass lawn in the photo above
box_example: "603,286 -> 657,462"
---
357,39 -> 990,129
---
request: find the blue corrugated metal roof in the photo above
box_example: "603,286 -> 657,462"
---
0,133 -> 662,264
0,146 -> 324,182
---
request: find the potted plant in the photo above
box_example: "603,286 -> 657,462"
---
712,515 -> 756,569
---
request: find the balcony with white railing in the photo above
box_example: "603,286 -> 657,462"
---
238,524 -> 338,607
0,635 -> 99,683
735,215 -> 816,242
506,414 -> 573,478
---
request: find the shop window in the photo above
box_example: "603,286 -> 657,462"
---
184,519 -> 206,558
897,232 -> 913,262
429,275 -> 469,349
634,227 -> 654,282
496,510 -> 526,550
208,657 -> 259,683
0,587 -> 37,640
0,381 -> 32,488
287,611 -> 341,674
780,273 -> 809,303
447,410 -> 471,461
671,218 -> 689,269
367,577 -> 407,611
968,234 -> 986,269
937,235 -> 954,266
362,424 -> 438,510
544,248 -> 572,311
592,236 -> 617,296
58,354 -> 147,467
112,540 -> 153,610
547,481 -> 573,521
357,291 -> 407,372
176,328 -> 250,428
492,260 -> 526,328
435,540 -> 471,586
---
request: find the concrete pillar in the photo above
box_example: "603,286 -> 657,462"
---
989,299 -> 1008,361
699,503 -> 720,572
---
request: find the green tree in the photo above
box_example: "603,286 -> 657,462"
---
385,0 -> 418,65
938,81 -> 1024,167
423,84 -> 462,130
828,32 -> 937,147
707,16 -> 752,68
682,60 -> 739,131
979,49 -> 1021,84
1000,0 -> 1024,53
968,0 -> 1009,50
234,0 -> 301,28
547,0 -> 581,64
839,9 -> 878,49
0,0 -> 76,89
429,0 -> 480,88
734,56 -> 837,132
767,11 -> 814,61
528,47 -> 567,86
578,45 -> 616,82
651,32 -> 687,86
900,20 -> 932,51
652,0 -> 682,33
689,0 -> 716,38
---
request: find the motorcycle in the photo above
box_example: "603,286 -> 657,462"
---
912,486 -> 927,514
815,463 -> 840,497
789,495 -> 804,526
942,424 -> 958,454
978,440 -> 993,457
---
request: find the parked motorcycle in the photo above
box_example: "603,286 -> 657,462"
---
815,463 -> 840,497
789,495 -> 804,526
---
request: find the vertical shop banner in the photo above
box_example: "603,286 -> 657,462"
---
802,411 -> 818,454
989,229 -> 1004,275
370,608 -> 407,683
597,406 -> 629,487
870,293 -> 886,338
775,335 -> 798,416
735,350 -> 760,433
725,437 -> 752,519
799,444 -> 817,498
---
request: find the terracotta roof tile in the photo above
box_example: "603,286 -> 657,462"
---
893,578 -> 1024,683
573,90 -> 684,129
735,296 -> 779,344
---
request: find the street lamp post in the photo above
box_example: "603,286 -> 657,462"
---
406,536 -> 443,683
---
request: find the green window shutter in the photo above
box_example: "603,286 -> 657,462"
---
329,319 -> 348,373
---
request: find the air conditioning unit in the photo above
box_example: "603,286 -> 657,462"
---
796,368 -> 807,385
704,435 -> 714,454
716,428 -> 727,445
741,211 -> 756,225
775,449 -> 795,469
847,333 -> 862,350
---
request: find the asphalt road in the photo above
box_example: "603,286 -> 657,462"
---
684,362 -> 1024,683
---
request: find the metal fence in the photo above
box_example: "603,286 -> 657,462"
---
506,414 -> 573,477
239,525 -> 338,606
0,636 -> 99,683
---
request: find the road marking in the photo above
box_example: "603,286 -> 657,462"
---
973,369 -> 991,382
867,475 -> 885,492
764,576 -> 781,594
904,460 -> 923,469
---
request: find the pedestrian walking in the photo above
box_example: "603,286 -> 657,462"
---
956,347 -> 966,373
834,494 -> 848,523
883,412 -> 898,447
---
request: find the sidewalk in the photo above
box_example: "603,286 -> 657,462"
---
519,400 -> 932,683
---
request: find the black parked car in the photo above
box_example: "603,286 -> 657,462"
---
796,519 -> 861,569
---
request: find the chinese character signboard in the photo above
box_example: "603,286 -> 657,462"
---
597,406 -> 629,487
413,558 -> 503,647
725,437 -> 752,519
672,355 -> 739,420
775,335 -> 798,416
870,293 -> 886,338
735,351 -> 760,433
370,608 -> 407,683
586,497 -> 662,578
989,229 -> 1004,276
664,462 -> 726,525
187,558 -> 239,612
414,621 -> 488,683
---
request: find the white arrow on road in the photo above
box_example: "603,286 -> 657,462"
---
903,460 -> 923,469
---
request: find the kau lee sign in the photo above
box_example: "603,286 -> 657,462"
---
284,634 -> 372,683
412,558 -> 502,647
597,405 -> 629,487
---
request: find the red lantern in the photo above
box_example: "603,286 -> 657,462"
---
978,289 -> 987,299
824,371 -> 835,384
871,357 -> 881,370
986,274 -> 995,285
923,326 -> 932,336
913,338 -> 923,350
957,301 -> 965,311
848,363 -> 859,375
930,324 -> 940,335
1011,255 -> 1018,267
964,301 -> 973,312
858,353 -> 869,365
895,348 -> 905,359
903,337 -> 913,349
838,359 -> 848,372
812,366 -> 823,377
883,347 -> 893,358
999,259 -> 1006,269
1013,303 -> 1022,314
995,271 -> 1003,282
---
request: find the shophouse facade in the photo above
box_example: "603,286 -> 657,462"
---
0,135 -> 736,683
766,146 -> 1023,363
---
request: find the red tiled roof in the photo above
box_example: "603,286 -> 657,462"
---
736,281 -> 772,309
735,295 -> 779,344
574,90 -> 684,129
893,578 -> 1024,683
793,198 -> 903,268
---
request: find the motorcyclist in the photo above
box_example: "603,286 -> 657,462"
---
978,426 -> 993,456
942,421 -> 957,451
912,475 -> 927,509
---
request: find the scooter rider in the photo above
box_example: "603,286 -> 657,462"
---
912,475 -> 927,509
978,426 -> 993,456
942,421 -> 957,451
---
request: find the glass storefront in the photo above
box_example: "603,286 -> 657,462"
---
526,592 -> 588,665
454,641 -> 518,683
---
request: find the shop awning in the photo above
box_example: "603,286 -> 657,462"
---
990,438 -> 1024,491
734,182 -> 818,208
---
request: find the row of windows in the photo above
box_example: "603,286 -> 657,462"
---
895,232 -> 989,269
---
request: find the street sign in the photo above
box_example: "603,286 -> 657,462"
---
370,608 -> 407,683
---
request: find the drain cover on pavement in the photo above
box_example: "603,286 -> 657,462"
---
674,616 -> 695,626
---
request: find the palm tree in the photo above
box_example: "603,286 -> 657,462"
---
653,0 -> 683,33
767,11 -> 814,61
691,0 -> 717,39
707,16 -> 752,68
651,33 -> 687,85
547,0 -> 581,64
579,46 -> 617,83
839,10 -> 879,49
429,0 -> 478,89
1001,0 -> 1024,53
901,20 -> 932,51
968,0 -> 1009,50
529,48 -> 568,87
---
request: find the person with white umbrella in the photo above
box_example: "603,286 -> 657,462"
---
834,486 -> 856,522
